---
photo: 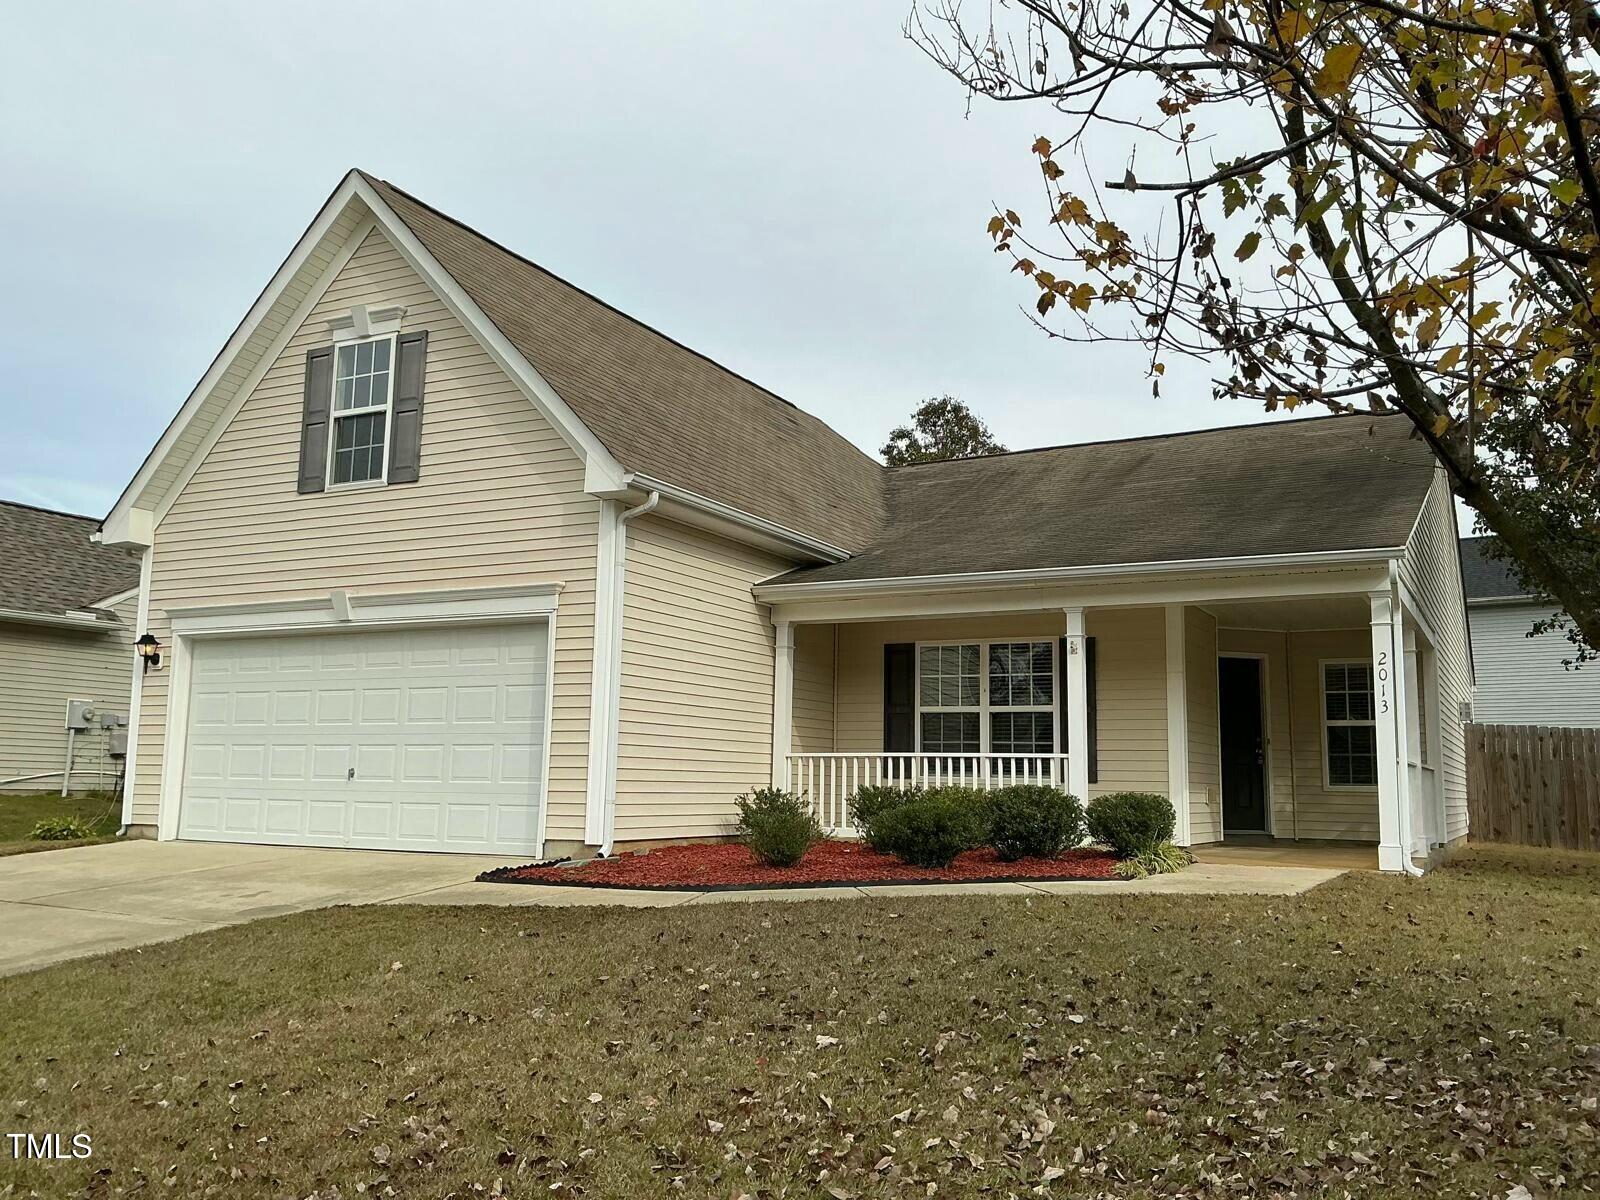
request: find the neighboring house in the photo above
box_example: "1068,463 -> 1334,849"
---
1,501 -> 141,793
1460,535 -> 1600,727
98,170 -> 1473,872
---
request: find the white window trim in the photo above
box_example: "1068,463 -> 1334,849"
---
325,332 -> 397,489
1320,657 -> 1379,792
913,638 -> 1060,755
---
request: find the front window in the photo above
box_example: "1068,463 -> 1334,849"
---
1323,661 -> 1378,787
329,336 -> 394,485
916,640 -> 1056,755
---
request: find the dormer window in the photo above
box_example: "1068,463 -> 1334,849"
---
329,336 -> 395,485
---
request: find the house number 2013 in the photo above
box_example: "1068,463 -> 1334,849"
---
1376,650 -> 1391,714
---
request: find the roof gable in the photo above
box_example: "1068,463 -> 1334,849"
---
0,501 -> 141,618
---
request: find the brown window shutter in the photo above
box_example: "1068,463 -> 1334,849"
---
883,643 -> 915,752
297,346 -> 335,494
387,330 -> 428,484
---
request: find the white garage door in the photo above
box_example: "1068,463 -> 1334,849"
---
178,622 -> 547,854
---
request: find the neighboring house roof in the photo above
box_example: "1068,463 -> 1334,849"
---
1459,535 -> 1531,602
365,176 -> 886,553
773,413 -> 1437,585
0,500 -> 141,620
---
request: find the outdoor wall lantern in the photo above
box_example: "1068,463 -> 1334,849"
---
135,633 -> 163,673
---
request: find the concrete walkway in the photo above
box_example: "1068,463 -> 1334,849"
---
402,861 -> 1346,907
0,841 -> 1345,976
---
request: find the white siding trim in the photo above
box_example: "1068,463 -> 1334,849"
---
166,584 -> 562,636
120,547 -> 153,826
584,501 -> 621,844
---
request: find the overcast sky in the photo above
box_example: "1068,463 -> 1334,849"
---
3,1 -> 1320,520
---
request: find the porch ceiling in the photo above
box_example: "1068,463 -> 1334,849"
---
1205,593 -> 1370,631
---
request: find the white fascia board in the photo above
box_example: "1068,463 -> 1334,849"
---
351,175 -> 628,491
102,173 -> 373,548
752,546 -> 1404,603
625,474 -> 850,563
1465,595 -> 1538,608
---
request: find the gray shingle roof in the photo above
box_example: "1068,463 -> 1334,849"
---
1459,535 -> 1529,600
0,501 -> 142,619
368,176 -> 886,553
773,413 -> 1437,585
361,178 -> 1438,582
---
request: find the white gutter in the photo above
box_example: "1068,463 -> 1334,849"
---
753,546 -> 1405,602
598,489 -> 660,856
625,474 -> 852,564
0,607 -> 117,632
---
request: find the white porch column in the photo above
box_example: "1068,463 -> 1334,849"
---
1370,589 -> 1408,871
1164,604 -> 1192,847
1402,624 -> 1427,855
1064,607 -> 1091,803
771,620 -> 794,789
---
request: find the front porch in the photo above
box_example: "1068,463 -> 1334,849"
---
761,568 -> 1450,873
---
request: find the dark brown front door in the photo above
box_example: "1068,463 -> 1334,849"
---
1219,656 -> 1267,833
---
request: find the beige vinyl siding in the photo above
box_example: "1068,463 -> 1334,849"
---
0,594 -> 137,791
1284,628 -> 1379,840
613,515 -> 786,841
1088,608 -> 1167,797
133,226 -> 600,836
1399,470 -> 1473,841
1216,629 -> 1296,834
792,623 -> 836,754
831,609 -> 1165,799
1184,607 -> 1221,843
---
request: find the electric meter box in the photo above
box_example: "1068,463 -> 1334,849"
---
64,699 -> 97,731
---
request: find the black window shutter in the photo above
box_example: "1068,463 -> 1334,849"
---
388,330 -> 428,484
297,346 -> 335,494
1058,636 -> 1099,785
883,643 -> 915,752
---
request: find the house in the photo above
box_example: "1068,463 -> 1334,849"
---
1460,535 -> 1600,727
98,170 -> 1473,873
1,501 -> 141,793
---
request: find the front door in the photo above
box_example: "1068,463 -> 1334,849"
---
1219,656 -> 1267,833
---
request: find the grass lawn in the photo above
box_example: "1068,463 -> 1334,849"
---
1,845 -> 1596,1197
0,790 -> 120,856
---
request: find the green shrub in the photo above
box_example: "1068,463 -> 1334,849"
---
848,784 -> 926,852
870,787 -> 988,868
30,815 -> 98,842
985,785 -> 1084,861
1086,791 -> 1177,857
733,787 -> 823,867
1112,842 -> 1192,879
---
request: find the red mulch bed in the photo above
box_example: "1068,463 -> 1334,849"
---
479,839 -> 1119,890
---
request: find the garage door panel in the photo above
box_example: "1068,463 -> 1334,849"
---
179,622 -> 547,854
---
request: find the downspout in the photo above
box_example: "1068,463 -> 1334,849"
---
1390,560 -> 1425,877
598,489 -> 660,856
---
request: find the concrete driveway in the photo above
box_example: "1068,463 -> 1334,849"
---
0,840 -> 527,977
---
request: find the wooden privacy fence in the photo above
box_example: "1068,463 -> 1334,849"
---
1467,723 -> 1600,850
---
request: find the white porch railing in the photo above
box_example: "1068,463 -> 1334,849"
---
785,753 -> 1072,833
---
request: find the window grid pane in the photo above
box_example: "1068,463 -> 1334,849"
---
920,644 -> 980,708
990,711 -> 1054,755
334,337 -> 393,414
331,412 -> 387,484
989,641 -> 1053,708
1324,662 -> 1378,787
920,712 -> 980,754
